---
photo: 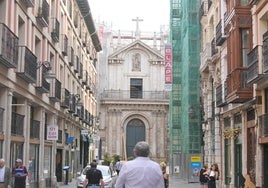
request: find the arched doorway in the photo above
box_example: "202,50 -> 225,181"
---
126,118 -> 145,158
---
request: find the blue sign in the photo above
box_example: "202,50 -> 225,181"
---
190,162 -> 202,168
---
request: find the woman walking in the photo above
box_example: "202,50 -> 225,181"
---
207,163 -> 219,188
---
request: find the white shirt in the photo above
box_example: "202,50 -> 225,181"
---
0,166 -> 5,182
115,157 -> 164,188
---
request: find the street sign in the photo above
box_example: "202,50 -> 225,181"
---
47,125 -> 58,140
81,130 -> 89,135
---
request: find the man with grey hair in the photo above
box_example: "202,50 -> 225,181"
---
115,141 -> 164,188
0,158 -> 11,188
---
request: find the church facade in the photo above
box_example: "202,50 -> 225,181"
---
97,22 -> 170,162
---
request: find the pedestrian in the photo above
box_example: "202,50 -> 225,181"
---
0,158 -> 11,188
12,158 -> 28,188
207,163 -> 219,188
83,162 -> 104,188
160,162 -> 169,188
115,141 -> 165,188
198,164 -> 208,188
115,159 -> 122,175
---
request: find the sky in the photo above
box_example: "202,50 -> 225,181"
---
89,0 -> 170,32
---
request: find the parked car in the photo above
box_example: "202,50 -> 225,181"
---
77,164 -> 116,188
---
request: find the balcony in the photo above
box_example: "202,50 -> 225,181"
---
61,34 -> 68,56
51,18 -> 60,42
49,78 -> 61,102
0,23 -> 19,68
16,46 -> 37,83
60,88 -> 70,109
247,45 -> 266,84
36,0 -> 49,27
100,90 -> 170,100
216,84 -> 226,107
225,68 -> 253,103
82,70 -> 88,85
30,119 -> 40,139
78,62 -> 83,79
11,112 -> 24,136
35,64 -> 50,93
68,47 -> 74,66
216,20 -> 226,46
259,114 -> 268,143
68,94 -> 76,114
74,56 -> 79,73
20,0 -> 35,8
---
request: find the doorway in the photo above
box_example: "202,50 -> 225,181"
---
126,118 -> 145,158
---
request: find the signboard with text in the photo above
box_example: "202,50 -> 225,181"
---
47,125 -> 58,140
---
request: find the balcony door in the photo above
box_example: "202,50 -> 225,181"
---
126,119 -> 145,158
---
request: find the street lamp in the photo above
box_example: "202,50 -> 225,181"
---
37,61 -> 55,83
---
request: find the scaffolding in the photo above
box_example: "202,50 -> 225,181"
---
169,0 -> 202,181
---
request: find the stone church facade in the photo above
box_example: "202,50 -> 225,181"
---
97,24 -> 170,162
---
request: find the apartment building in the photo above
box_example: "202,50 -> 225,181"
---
0,0 -> 101,187
200,0 -> 268,187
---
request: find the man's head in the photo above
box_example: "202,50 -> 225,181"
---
90,162 -> 97,168
0,159 -> 5,168
133,141 -> 150,157
16,159 -> 22,166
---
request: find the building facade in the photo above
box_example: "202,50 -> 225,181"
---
200,0 -> 268,187
0,0 -> 101,187
97,24 -> 170,162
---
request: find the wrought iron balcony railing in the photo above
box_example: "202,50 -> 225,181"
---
247,45 -> 259,83
16,46 -> 37,83
0,23 -> 19,68
30,119 -> 40,139
51,18 -> 60,42
100,90 -> 170,100
11,112 -> 24,136
68,46 -> 74,66
61,34 -> 68,56
36,0 -> 49,27
68,94 -> 76,114
74,56 -> 79,73
216,20 -> 226,46
216,84 -> 226,107
49,78 -> 61,102
78,62 -> 83,79
82,70 -> 88,85
35,64 -> 50,93
60,88 -> 70,109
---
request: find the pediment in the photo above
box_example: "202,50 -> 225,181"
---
108,40 -> 164,65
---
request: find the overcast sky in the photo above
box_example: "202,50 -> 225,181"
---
89,0 -> 170,32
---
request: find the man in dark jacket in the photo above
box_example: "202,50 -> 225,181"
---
83,162 -> 104,188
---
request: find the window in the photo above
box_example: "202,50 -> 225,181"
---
241,29 -> 249,67
130,78 -> 142,98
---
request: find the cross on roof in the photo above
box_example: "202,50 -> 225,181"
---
132,17 -> 143,38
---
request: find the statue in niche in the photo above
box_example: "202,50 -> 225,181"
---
132,53 -> 141,71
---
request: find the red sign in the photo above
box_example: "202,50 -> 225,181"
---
165,45 -> 172,84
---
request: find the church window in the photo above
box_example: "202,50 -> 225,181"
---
130,78 -> 143,98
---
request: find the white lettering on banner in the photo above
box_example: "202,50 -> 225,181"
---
47,125 -> 58,140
